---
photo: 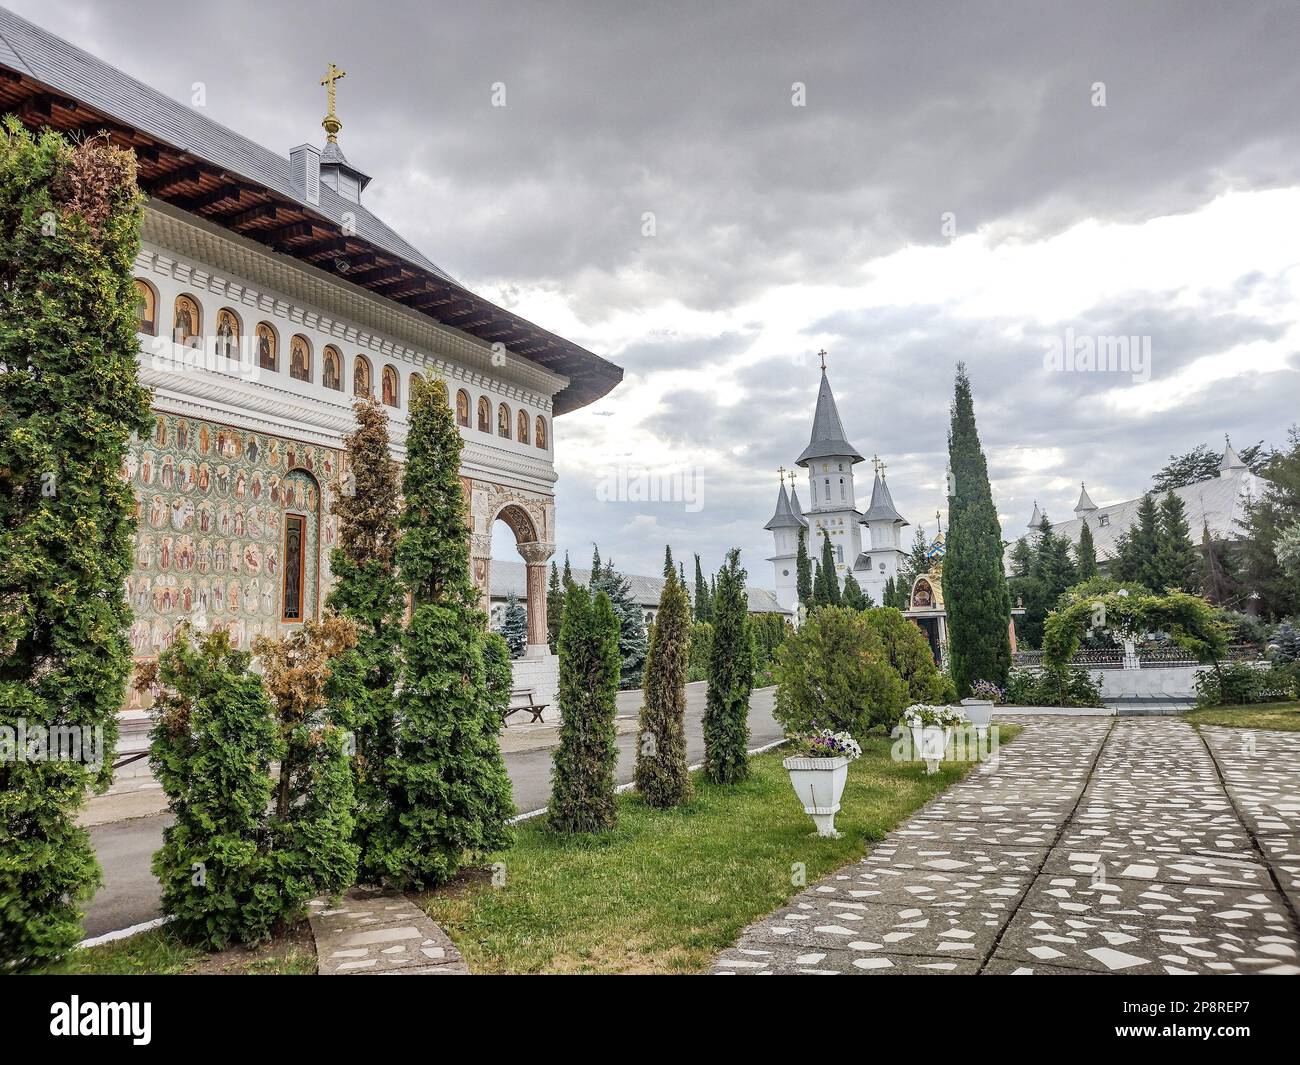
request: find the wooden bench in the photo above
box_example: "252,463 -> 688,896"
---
502,687 -> 548,726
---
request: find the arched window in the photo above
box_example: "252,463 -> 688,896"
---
256,322 -> 277,372
290,335 -> 311,382
215,308 -> 241,360
535,415 -> 547,450
173,293 -> 201,346
455,389 -> 471,427
381,365 -> 400,407
353,355 -> 372,398
477,396 -> 490,432
497,403 -> 511,438
322,346 -> 342,391
134,279 -> 157,336
516,409 -> 530,444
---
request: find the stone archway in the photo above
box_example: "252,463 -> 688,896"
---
466,480 -> 555,657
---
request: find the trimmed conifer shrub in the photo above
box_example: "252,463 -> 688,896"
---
865,607 -> 954,705
703,549 -> 753,784
818,530 -> 842,606
795,527 -> 813,605
941,364 -> 1012,695
635,571 -> 693,808
384,376 -> 513,888
144,628 -> 286,949
0,123 -> 151,970
694,554 -> 712,621
254,615 -> 360,900
550,583 -> 621,832
326,394 -> 404,884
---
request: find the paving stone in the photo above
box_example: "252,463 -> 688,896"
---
712,717 -> 1300,976
309,888 -> 469,976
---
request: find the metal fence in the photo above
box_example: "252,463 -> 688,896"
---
1012,644 -> 1266,670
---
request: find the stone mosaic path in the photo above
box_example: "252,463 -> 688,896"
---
308,888 -> 469,975
714,717 -> 1300,975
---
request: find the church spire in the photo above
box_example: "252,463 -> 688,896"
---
863,469 -> 907,525
764,469 -> 802,530
786,469 -> 807,525
316,60 -> 371,204
1028,500 -> 1042,529
795,357 -> 864,467
1220,434 -> 1247,474
1073,482 -> 1098,515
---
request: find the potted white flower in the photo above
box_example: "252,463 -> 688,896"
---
963,680 -> 1002,739
783,728 -> 862,837
901,703 -> 967,773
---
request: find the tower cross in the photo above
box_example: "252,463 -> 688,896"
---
320,62 -> 347,142
817,348 -> 827,371
777,464 -> 785,483
877,459 -> 887,479
871,453 -> 881,474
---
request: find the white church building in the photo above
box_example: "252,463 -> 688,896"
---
0,9 -> 622,726
766,361 -> 909,611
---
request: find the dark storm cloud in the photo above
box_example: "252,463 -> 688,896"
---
17,0 -> 1300,305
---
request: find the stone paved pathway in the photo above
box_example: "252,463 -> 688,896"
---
714,717 -> 1300,975
308,888 -> 469,975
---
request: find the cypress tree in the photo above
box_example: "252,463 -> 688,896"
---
811,561 -> 828,608
663,544 -> 675,579
562,551 -> 573,587
546,561 -> 563,652
882,575 -> 897,611
1075,521 -> 1099,580
693,554 -> 712,621
635,571 -> 693,808
841,571 -> 868,611
1155,491 -> 1201,593
703,549 -> 753,784
1201,519 -> 1242,607
550,583 -> 621,832
795,527 -> 813,605
818,530 -> 842,606
941,364 -> 1012,695
0,125 -> 151,969
384,376 -> 513,888
326,394 -> 403,884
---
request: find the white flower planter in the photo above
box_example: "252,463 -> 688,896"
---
961,698 -> 995,739
783,756 -> 850,837
910,725 -> 951,774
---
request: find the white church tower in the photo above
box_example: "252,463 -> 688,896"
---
767,352 -> 913,611
764,468 -> 806,611
795,355 -> 865,591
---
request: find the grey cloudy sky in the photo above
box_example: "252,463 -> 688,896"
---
14,0 -> 1300,583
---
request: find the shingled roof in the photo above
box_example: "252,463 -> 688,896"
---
0,7 -> 621,414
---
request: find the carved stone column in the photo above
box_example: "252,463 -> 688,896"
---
517,540 -> 556,657
470,532 -> 493,615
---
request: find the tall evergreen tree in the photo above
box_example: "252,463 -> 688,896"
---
882,575 -> 898,612
546,561 -> 563,652
795,527 -> 813,605
941,364 -> 1012,695
635,571 -> 693,808
1075,521 -> 1099,580
1200,519 -> 1243,608
841,571 -> 869,611
496,591 -> 528,659
1111,493 -> 1161,591
818,530 -> 842,606
900,525 -> 932,592
1241,427 -> 1300,617
703,550 -> 753,784
693,554 -> 712,621
384,376 -> 513,888
550,583 -> 621,832
1155,490 -> 1201,593
811,561 -> 828,608
663,544 -> 675,579
589,552 -> 648,688
0,125 -> 151,969
562,551 -> 573,587
1023,516 -> 1076,648
326,394 -> 403,883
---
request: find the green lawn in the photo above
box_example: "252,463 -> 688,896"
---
422,728 -> 1019,974
1185,700 -> 1300,732
38,923 -> 317,975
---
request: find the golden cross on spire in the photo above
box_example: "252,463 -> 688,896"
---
878,458 -> 888,479
817,348 -> 828,372
871,453 -> 881,473
787,470 -> 797,489
777,464 -> 786,483
320,62 -> 347,142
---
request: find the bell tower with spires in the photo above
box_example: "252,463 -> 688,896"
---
795,351 -> 865,593
765,466 -> 806,611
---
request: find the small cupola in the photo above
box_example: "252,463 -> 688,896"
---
316,62 -> 370,205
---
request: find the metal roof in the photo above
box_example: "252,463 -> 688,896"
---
489,561 -> 792,615
764,481 -> 804,530
862,471 -> 908,525
796,370 -> 864,466
0,6 -> 622,415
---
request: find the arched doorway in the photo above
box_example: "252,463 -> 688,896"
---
488,501 -> 553,657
